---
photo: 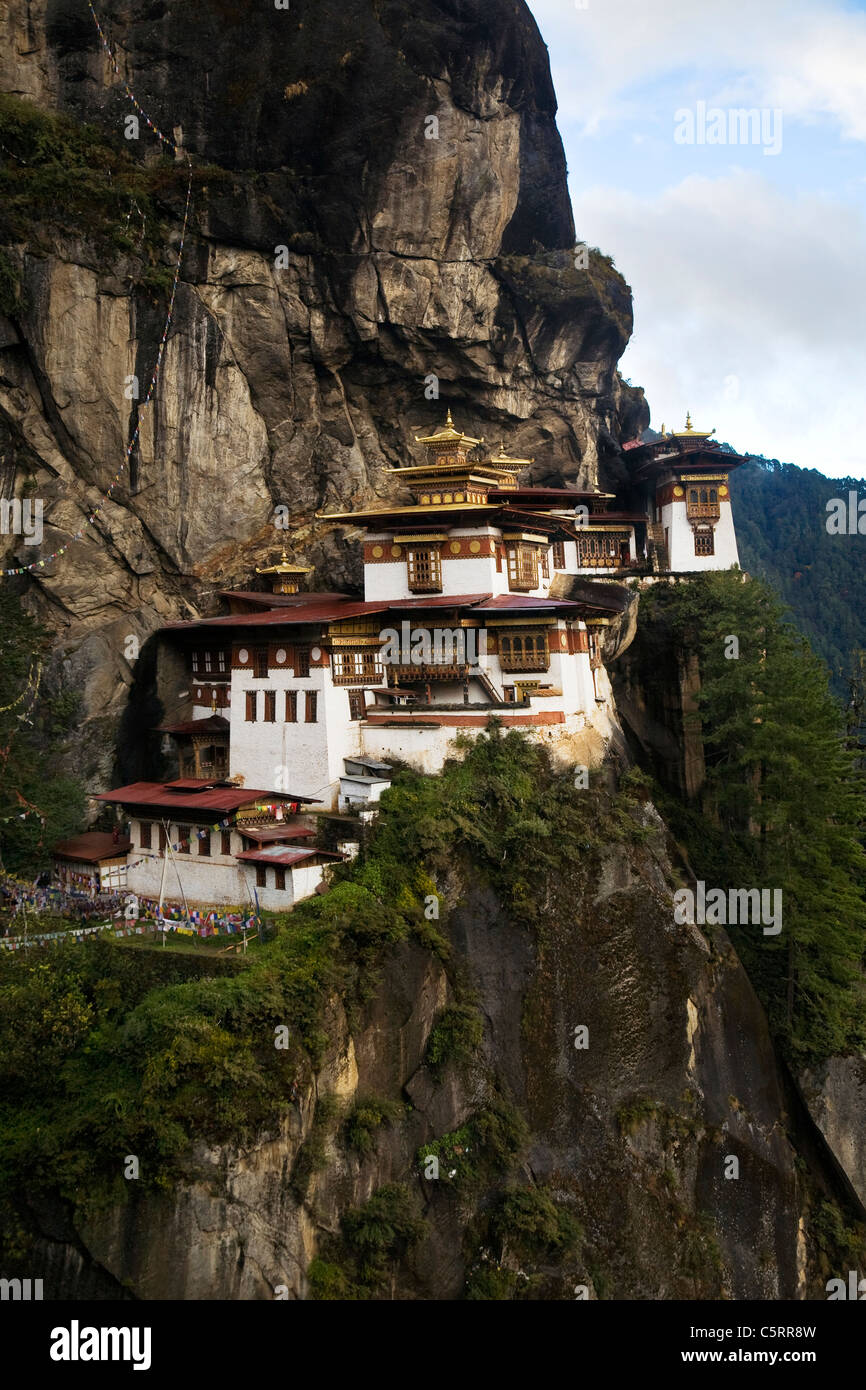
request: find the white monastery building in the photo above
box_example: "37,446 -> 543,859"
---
88,414 -> 745,909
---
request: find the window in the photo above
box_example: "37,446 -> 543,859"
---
275,867 -> 286,891
407,546 -> 442,593
305,691 -> 318,722
506,544 -> 539,591
245,690 -> 257,722
689,489 -> 698,506
158,824 -> 167,852
348,689 -> 366,720
254,648 -> 268,679
198,830 -> 211,856
221,831 -> 232,856
575,533 -> 629,568
140,822 -> 152,850
552,539 -> 566,569
285,689 -> 297,722
217,650 -> 227,673
178,825 -> 190,852
264,690 -> 276,722
694,530 -> 715,556
331,649 -> 383,686
191,651 -> 199,673
204,650 -> 212,673
540,550 -> 549,579
256,865 -> 267,888
498,630 -> 550,672
295,647 -> 311,678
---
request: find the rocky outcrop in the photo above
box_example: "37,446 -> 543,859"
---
799,1058 -> 866,1218
0,0 -> 647,790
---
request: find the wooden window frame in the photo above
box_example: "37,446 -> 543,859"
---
305,690 -> 318,723
140,821 -> 152,850
498,629 -> 550,672
694,529 -> 715,557
506,543 -> 539,592
552,539 -> 566,569
245,690 -> 258,722
264,690 -> 276,723
285,689 -> 298,722
295,646 -> 311,678
178,824 -> 190,853
406,545 -> 442,593
275,867 -> 286,891
198,829 -> 211,857
255,864 -> 267,889
348,689 -> 366,720
221,830 -> 232,856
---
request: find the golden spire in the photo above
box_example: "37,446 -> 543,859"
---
672,412 -> 715,440
255,550 -> 313,594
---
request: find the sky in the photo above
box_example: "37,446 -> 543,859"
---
526,0 -> 866,477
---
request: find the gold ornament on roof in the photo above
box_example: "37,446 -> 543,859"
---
673,411 -> 715,439
255,549 -> 313,594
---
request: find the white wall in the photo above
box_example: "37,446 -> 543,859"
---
661,500 -> 740,572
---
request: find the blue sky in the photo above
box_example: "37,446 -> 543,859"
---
527,0 -> 866,477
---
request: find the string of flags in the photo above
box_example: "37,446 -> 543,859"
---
0,4 -> 194,579
0,805 -> 46,826
0,660 -> 42,715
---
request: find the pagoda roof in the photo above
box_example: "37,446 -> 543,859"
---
413,409 -> 483,448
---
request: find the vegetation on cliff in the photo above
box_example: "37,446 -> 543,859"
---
0,590 -> 85,875
636,571 -> 866,1064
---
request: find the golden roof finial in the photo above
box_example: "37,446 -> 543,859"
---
684,411 -> 692,432
660,422 -> 666,437
445,409 -> 454,427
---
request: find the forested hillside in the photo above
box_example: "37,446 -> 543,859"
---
728,456 -> 866,696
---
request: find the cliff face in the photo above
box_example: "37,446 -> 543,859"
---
0,0 -> 647,790
25,802 -> 815,1300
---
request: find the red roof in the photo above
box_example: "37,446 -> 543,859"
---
157,715 -> 229,736
164,599 -> 392,631
96,780 -> 315,812
53,832 -> 132,863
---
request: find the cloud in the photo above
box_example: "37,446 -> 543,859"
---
528,0 -> 866,141
572,172 -> 866,474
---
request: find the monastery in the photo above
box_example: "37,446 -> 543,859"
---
73,415 -> 745,911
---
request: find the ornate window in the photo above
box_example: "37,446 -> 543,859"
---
498,630 -> 550,672
253,648 -> 268,679
295,647 -> 311,678
506,544 -> 539,591
331,649 -> 383,686
407,546 -> 442,593
575,533 -> 629,568
552,539 -> 566,569
694,529 -> 715,556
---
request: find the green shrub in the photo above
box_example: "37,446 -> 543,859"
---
425,1004 -> 483,1079
340,1183 -> 425,1280
342,1096 -> 403,1157
491,1186 -> 582,1258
